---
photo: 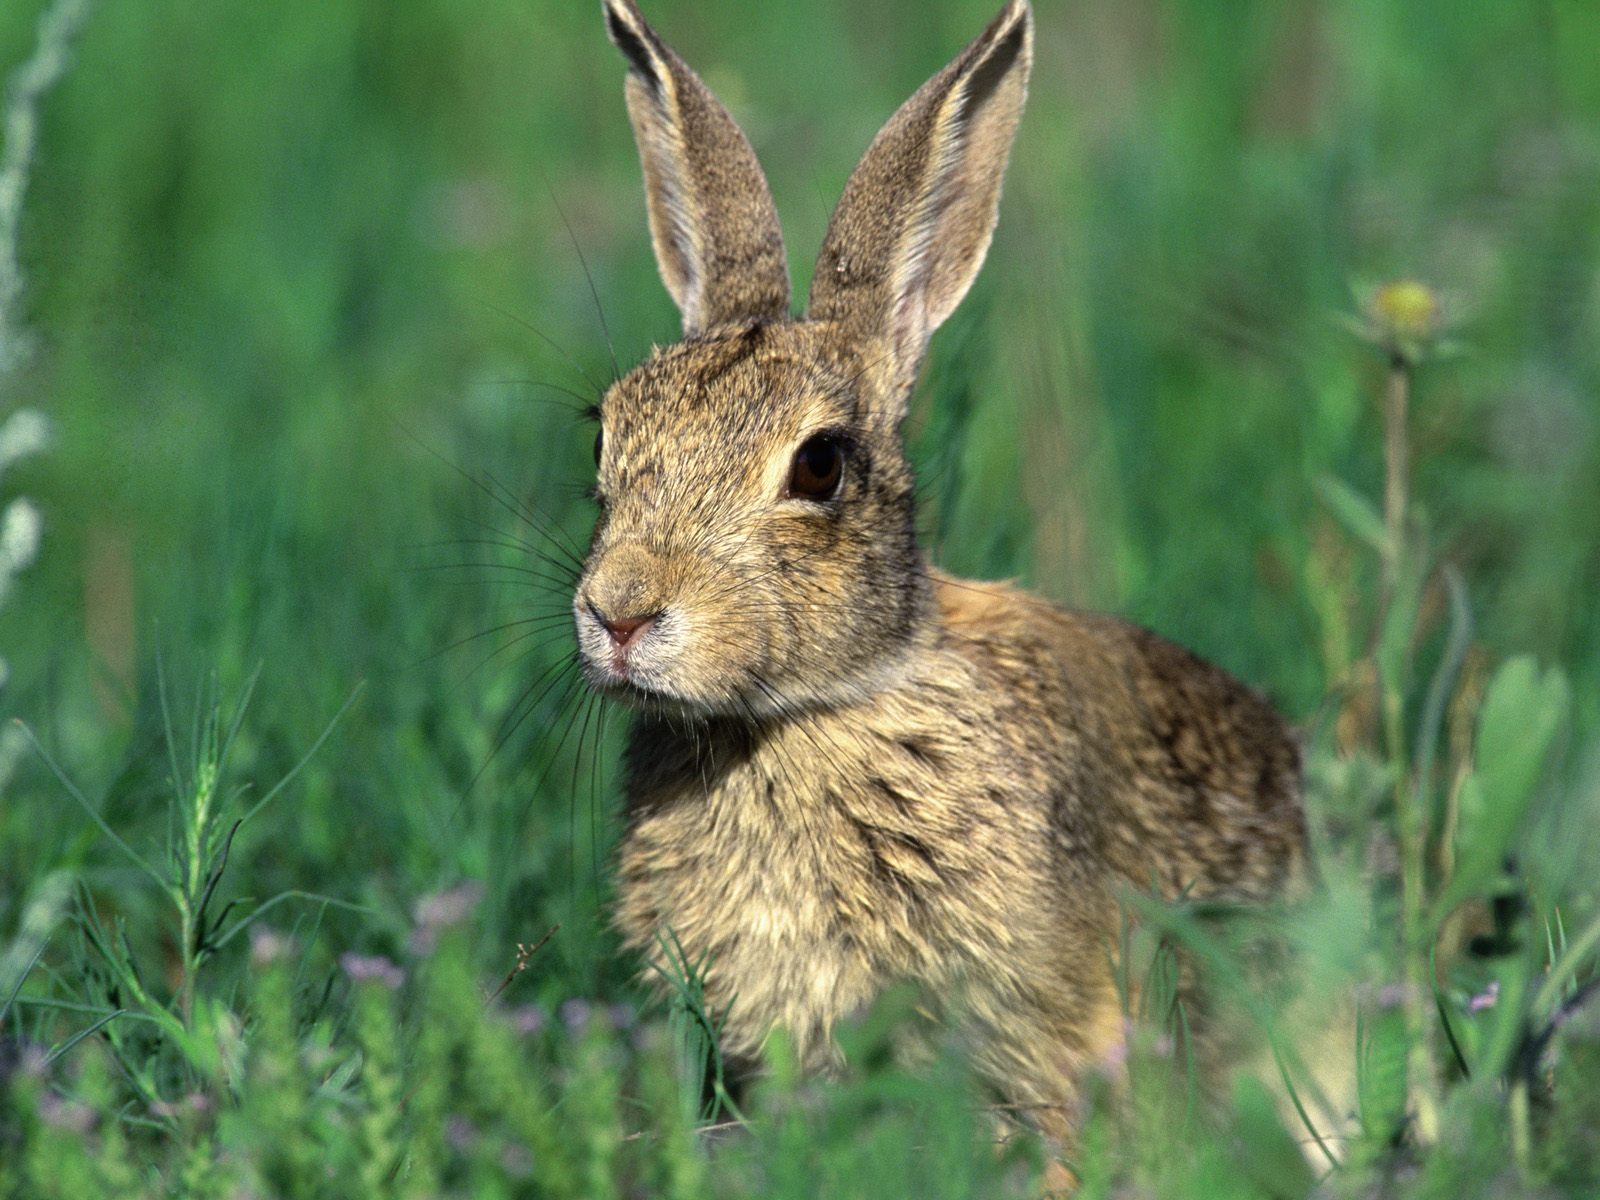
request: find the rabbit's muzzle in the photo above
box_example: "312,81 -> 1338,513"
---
576,541 -> 669,679
574,537 -> 773,712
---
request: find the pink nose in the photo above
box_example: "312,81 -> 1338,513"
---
592,605 -> 657,650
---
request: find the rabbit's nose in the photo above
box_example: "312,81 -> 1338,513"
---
589,601 -> 658,650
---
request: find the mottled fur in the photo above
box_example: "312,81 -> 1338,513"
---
578,0 -> 1308,1145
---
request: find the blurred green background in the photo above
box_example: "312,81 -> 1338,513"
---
1,0 -> 1599,1192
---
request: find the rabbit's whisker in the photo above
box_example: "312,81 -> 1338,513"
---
451,653 -> 582,820
416,613 -> 573,668
421,534 -> 583,566
547,180 -> 623,386
510,666 -> 593,825
439,516 -> 584,585
474,464 -> 588,570
406,430 -> 589,575
460,624 -> 578,684
476,296 -> 609,399
411,562 -> 578,594
474,375 -> 598,413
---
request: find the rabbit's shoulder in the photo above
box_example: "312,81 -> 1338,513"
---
929,570 -> 1308,900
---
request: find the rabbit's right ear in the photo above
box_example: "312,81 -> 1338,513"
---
808,1 -> 1031,410
602,0 -> 790,334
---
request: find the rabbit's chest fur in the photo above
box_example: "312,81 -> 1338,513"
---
615,642 -> 1057,1067
613,577 -> 1304,1080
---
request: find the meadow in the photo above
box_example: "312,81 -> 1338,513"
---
1,0 -> 1598,1195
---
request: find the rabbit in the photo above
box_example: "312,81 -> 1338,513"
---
576,0 -> 1309,1149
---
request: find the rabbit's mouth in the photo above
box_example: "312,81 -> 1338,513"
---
578,661 -> 729,722
573,598 -> 718,715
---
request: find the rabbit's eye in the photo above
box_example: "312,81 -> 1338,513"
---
788,434 -> 844,501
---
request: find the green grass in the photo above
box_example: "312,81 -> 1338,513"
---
1,0 -> 1598,1195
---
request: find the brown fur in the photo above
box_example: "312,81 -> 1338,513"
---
581,0 -> 1308,1147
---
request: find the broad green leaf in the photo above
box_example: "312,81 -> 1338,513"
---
1477,657 -> 1568,816
1472,958 -> 1533,1081
1230,1075 -> 1319,1196
1358,1006 -> 1409,1144
1439,657 -> 1569,913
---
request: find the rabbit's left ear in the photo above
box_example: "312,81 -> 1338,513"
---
602,0 -> 790,334
808,1 -> 1031,407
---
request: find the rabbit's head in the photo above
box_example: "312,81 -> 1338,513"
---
576,0 -> 1031,717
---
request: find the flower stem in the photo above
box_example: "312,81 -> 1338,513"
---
1380,351 -> 1438,1141
1382,353 -> 1409,597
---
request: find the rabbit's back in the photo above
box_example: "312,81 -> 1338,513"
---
935,572 -> 1307,905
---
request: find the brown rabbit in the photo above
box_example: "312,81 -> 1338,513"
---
577,0 -> 1308,1147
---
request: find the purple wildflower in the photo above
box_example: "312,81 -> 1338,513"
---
6,1040 -> 48,1081
1376,983 -> 1409,1011
1096,1020 -> 1133,1077
409,881 -> 485,954
340,952 -> 405,990
1467,981 -> 1500,1014
607,1003 -> 636,1032
249,926 -> 293,967
445,1114 -> 479,1153
501,1143 -> 536,1179
509,1004 -> 548,1036
39,1092 -> 95,1135
149,1092 -> 213,1120
559,998 -> 593,1031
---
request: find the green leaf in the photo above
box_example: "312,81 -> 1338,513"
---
1315,475 -> 1389,554
1376,554 -> 1427,692
0,874 -> 73,1026
16,723 -> 175,900
1229,1075 -> 1319,1196
1439,657 -> 1568,913
1478,657 -> 1568,816
1358,1006 -> 1409,1144
1416,566 -> 1473,831
1535,906 -> 1600,1019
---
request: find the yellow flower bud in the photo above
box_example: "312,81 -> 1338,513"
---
1371,280 -> 1442,340
1363,279 -> 1445,364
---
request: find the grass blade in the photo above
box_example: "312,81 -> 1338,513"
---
15,722 -> 172,896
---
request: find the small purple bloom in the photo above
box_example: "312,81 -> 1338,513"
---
250,926 -> 293,967
12,1041 -> 48,1081
559,998 -> 593,1031
1376,983 -> 1408,1011
445,1113 -> 479,1153
149,1092 -> 212,1120
501,1143 -> 536,1179
1467,981 -> 1500,1014
410,881 -> 485,954
1096,1020 -> 1133,1075
340,952 -> 405,990
39,1092 -> 95,1135
510,1004 -> 547,1036
607,1003 -> 636,1032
